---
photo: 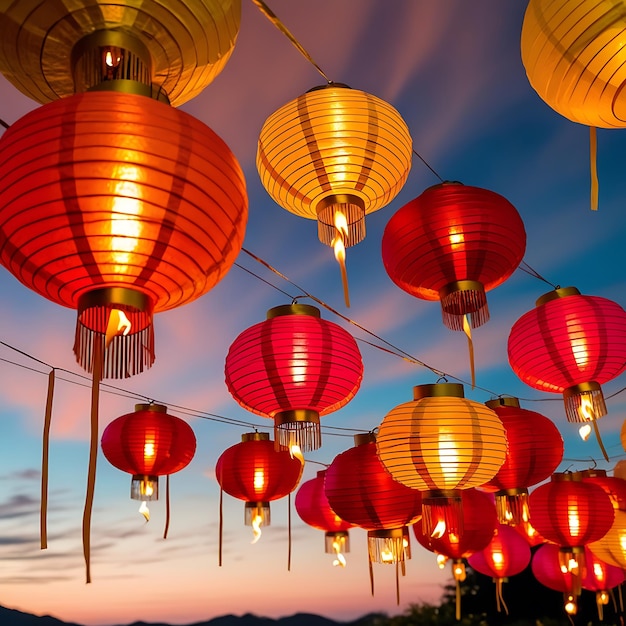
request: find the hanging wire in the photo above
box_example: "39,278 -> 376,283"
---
413,148 -> 445,183
518,260 -> 558,289
0,118 -> 9,129
250,0 -> 331,83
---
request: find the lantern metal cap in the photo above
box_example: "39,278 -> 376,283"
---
78,286 -> 153,313
413,382 -> 464,400
573,469 -> 607,480
551,472 -> 581,483
266,304 -> 320,319
241,432 -> 270,442
354,432 -> 376,446
134,403 -> 167,413
536,286 -> 581,307
307,82 -> 351,93
485,397 -> 521,409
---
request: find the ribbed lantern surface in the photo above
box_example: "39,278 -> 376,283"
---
508,287 -> 626,423
0,90 -> 247,378
325,433 -> 422,565
468,523 -> 531,580
483,398 -> 563,525
101,403 -> 196,500
0,0 -> 241,105
578,469 -> 626,511
532,543 -> 576,593
224,304 -> 363,451
215,432 -> 303,529
295,469 -> 353,564
521,0 -> 626,128
376,382 -> 506,537
588,509 -> 626,569
381,182 -> 526,331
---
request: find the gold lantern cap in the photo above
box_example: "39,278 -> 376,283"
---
354,432 -> 376,446
134,403 -> 167,413
241,432 -> 270,443
413,382 -> 464,400
266,303 -> 320,319
485,396 -> 521,409
536,286 -> 581,307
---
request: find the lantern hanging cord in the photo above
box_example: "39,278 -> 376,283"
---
518,260 -> 558,289
250,0 -> 331,83
0,118 -> 9,129
234,262 -> 297,300
412,148 -> 444,183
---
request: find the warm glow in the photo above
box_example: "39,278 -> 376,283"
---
143,482 -> 154,498
144,441 -> 155,459
139,501 -> 150,522
105,50 -> 120,68
289,444 -> 304,465
564,595 -> 577,615
436,554 -> 448,569
253,469 -> 265,492
332,538 -> 347,568
380,548 -> 395,564
448,228 -> 464,248
593,562 -> 605,581
251,514 -> 263,544
492,550 -> 504,567
579,395 -> 595,422
438,435 -> 459,483
110,169 -> 143,269
105,308 -> 132,348
453,561 -> 466,581
568,557 -> 580,574
598,590 -> 610,605
568,504 -> 581,537
579,423 -> 592,440
570,330 -> 589,369
431,519 -> 447,539
289,359 -> 307,384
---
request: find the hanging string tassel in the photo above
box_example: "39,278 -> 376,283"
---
163,474 -> 171,540
82,338 -> 102,584
455,578 -> 461,621
287,492 -> 292,572
40,368 -> 55,550
369,556 -> 374,597
592,419 -> 610,463
395,559 -> 400,605
495,578 -> 509,615
218,487 -> 224,567
590,126 -> 599,211
463,314 -> 476,389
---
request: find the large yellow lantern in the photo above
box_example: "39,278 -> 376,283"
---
257,82 -> 412,305
376,382 -> 507,538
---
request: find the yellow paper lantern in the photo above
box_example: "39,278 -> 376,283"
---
376,382 -> 507,537
521,0 -> 626,128
0,0 -> 241,105
256,82 -> 412,305
589,508 -> 626,569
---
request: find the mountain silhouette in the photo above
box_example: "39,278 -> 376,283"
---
0,606 -> 387,626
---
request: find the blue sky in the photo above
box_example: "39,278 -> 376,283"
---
0,2 -> 625,625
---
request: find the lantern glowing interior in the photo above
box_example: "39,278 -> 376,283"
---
376,382 -> 506,538
257,83 -> 412,305
508,287 -> 626,424
381,181 -> 526,331
225,303 -> 363,451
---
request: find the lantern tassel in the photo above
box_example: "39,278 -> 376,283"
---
218,487 -> 224,567
463,314 -> 476,389
288,492 -> 292,572
496,578 -> 509,615
597,592 -> 605,622
369,556 -> 374,597
455,578 -> 461,621
163,474 -> 171,540
592,419 -> 610,463
395,559 -> 400,605
83,337 -> 102,584
590,126 -> 599,211
40,368 -> 55,550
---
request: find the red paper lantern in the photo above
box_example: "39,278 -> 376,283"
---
483,397 -> 563,525
101,403 -> 196,502
532,543 -> 578,616
0,89 -> 248,379
295,469 -> 354,567
582,548 -> 625,621
225,303 -> 363,451
508,287 -> 626,424
468,524 -> 532,614
381,181 -> 526,331
577,468 -> 626,511
528,472 -> 615,590
215,432 -> 303,542
376,382 -> 507,538
324,433 -> 422,566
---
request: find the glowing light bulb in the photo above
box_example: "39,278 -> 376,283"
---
251,514 -> 263,544
332,210 -> 350,307
139,501 -> 150,522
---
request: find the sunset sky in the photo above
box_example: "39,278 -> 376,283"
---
0,2 -> 625,625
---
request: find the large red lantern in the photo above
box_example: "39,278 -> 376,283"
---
577,468 -> 626,511
376,382 -> 507,538
468,524 -> 532,615
101,403 -> 196,514
528,472 -> 615,592
582,548 -> 626,621
324,433 -> 422,570
224,303 -> 363,451
0,90 -> 247,379
381,181 -> 526,332
215,432 -> 303,549
483,397 -> 563,526
295,469 -> 354,567
508,287 -> 626,426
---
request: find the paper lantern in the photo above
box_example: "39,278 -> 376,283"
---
224,303 -> 363,451
521,0 -> 626,129
257,83 -> 412,305
0,89 -> 247,379
0,0 -> 241,105
577,468 -> 626,511
376,382 -> 507,538
295,469 -> 354,567
381,181 -> 526,331
101,403 -> 196,503
215,432 -> 303,544
483,397 -> 563,525
582,548 -> 625,621
588,509 -> 626,569
325,433 -> 422,567
468,524 -> 532,614
508,287 -> 626,425
532,543 -> 579,616
529,472 -> 615,589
